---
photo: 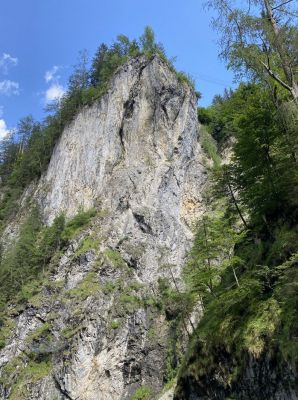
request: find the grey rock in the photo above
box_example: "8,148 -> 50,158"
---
0,55 -> 205,399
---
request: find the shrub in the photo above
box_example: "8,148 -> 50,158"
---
110,320 -> 120,330
104,249 -> 125,268
61,208 -> 97,241
131,386 -> 151,400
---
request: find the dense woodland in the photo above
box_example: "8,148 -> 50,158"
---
0,0 -> 297,395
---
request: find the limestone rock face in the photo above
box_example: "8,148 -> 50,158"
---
37,55 -> 203,230
0,56 -> 205,399
35,54 -> 206,282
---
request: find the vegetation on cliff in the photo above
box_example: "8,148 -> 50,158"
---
174,0 -> 298,397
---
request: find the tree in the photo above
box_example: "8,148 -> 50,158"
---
68,50 -> 90,93
184,206 -> 244,302
17,115 -> 36,154
229,84 -> 297,224
205,0 -> 298,103
140,26 -> 156,55
206,83 -> 297,226
0,133 -> 18,183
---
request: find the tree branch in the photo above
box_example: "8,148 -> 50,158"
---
261,61 -> 293,92
272,0 -> 294,10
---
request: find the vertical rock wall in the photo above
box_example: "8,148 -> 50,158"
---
0,55 -> 205,399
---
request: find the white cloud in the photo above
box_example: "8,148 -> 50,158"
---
0,80 -> 20,95
0,119 -> 9,139
45,65 -> 60,83
0,53 -> 18,74
45,83 -> 65,102
43,65 -> 65,103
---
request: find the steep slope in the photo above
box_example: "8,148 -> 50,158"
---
0,56 -> 205,399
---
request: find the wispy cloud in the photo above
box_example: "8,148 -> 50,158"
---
45,83 -> 65,102
0,118 -> 9,139
44,65 -> 65,103
45,65 -> 60,83
0,80 -> 20,96
0,53 -> 18,74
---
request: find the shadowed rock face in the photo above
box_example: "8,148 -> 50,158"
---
174,349 -> 298,400
0,56 -> 205,399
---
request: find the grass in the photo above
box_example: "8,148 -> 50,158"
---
103,281 -> 118,294
176,71 -> 196,91
25,322 -> 52,344
105,249 -> 125,268
131,386 -> 152,400
75,236 -> 100,256
200,126 -> 221,168
61,208 -> 97,241
9,359 -> 52,400
0,316 -> 16,349
0,355 -> 52,400
61,326 -> 81,339
66,271 -> 100,300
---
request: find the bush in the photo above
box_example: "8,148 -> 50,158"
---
61,208 -> 96,241
131,386 -> 151,400
110,320 -> 120,330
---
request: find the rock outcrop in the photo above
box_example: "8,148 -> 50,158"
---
0,55 -> 205,399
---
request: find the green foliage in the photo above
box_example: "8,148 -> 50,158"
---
103,280 -> 118,294
131,386 -> 151,400
180,74 -> 298,392
61,208 -> 96,241
0,207 -> 42,308
175,71 -> 196,91
61,326 -> 81,339
75,236 -> 99,256
230,85 -> 297,224
206,0 -> 298,104
0,355 -> 52,400
104,248 -> 125,268
25,322 -> 51,344
66,272 -> 100,300
0,209 -> 65,310
197,107 -> 213,125
110,320 -> 120,330
201,83 -> 297,226
0,187 -> 23,225
200,126 -> 221,168
184,202 -> 245,300
179,220 -> 298,388
119,293 -> 140,309
10,359 -> 52,400
0,316 -> 15,350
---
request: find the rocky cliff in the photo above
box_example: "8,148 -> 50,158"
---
0,55 -> 205,399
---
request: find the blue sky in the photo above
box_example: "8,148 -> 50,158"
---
0,0 -> 235,138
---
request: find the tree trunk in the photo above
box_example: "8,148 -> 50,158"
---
224,171 -> 249,229
263,0 -> 298,104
